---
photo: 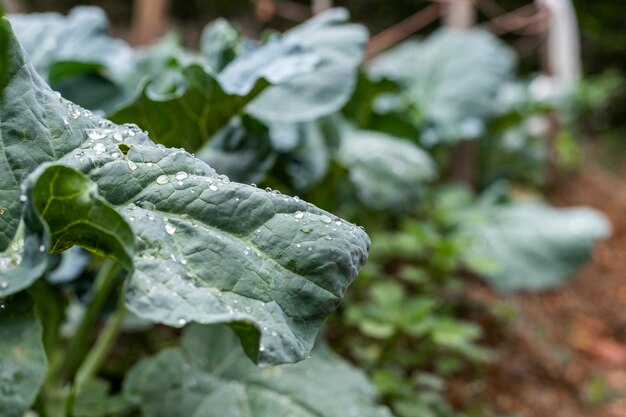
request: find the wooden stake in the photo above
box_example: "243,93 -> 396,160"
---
312,0 -> 332,15
131,0 -> 170,46
443,0 -> 478,188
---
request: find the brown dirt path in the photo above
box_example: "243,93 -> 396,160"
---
455,167 -> 626,417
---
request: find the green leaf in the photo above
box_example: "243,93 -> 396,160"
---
110,63 -> 268,151
0,293 -> 47,417
8,7 -> 133,82
72,378 -> 129,417
124,325 -> 393,417
0,19 -> 370,365
279,117 -> 341,191
467,203 -> 611,291
8,6 -> 133,111
337,129 -> 436,211
111,8 -> 366,153
199,18 -> 242,72
247,8 -> 367,124
196,115 -> 276,185
370,29 -> 515,142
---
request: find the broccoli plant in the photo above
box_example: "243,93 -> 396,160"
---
0,14 -> 394,417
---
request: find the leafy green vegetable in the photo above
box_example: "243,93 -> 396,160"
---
199,18 -> 242,72
246,8 -> 367,124
467,203 -> 611,290
338,129 -> 436,211
0,293 -> 47,417
8,6 -> 133,83
110,8 -> 367,153
110,63 -> 268,150
8,6 -> 133,111
125,324 -> 393,417
196,115 -> 276,185
72,377 -> 128,417
0,19 -> 370,365
369,29 -> 515,142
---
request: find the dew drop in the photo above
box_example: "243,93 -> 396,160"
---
165,223 -> 176,235
175,171 -> 188,181
113,132 -> 123,141
93,143 -> 106,154
86,129 -> 107,140
39,244 -> 45,252
209,184 -> 218,192
319,215 -> 332,224
296,243 -> 301,248
138,201 -> 155,210
19,195 -> 27,202
178,318 -> 187,326
259,345 -> 266,352
127,160 -> 138,171
195,169 -> 206,176
0,282 -> 8,289
294,211 -> 304,219
294,196 -> 300,202
324,235 -> 332,240
156,175 -> 169,185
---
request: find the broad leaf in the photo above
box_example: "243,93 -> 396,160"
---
369,29 -> 515,142
72,378 -> 128,417
196,115 -> 276,185
0,19 -> 370,365
0,293 -> 47,417
245,8 -> 368,124
110,8 -> 366,153
279,117 -> 341,191
8,6 -> 133,111
337,129 -> 436,211
124,325 -> 393,417
111,62 -> 268,150
467,203 -> 611,291
199,18 -> 242,72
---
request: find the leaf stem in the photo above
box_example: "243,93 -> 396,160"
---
65,296 -> 126,417
53,259 -> 121,381
75,299 -> 126,387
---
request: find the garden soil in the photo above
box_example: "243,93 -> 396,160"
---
452,165 -> 626,417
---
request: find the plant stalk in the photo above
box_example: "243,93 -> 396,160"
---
74,299 -> 126,387
53,259 -> 121,382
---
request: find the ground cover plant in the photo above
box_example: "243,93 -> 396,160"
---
0,5 -> 616,417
